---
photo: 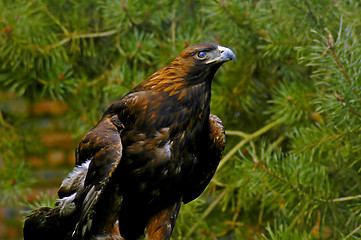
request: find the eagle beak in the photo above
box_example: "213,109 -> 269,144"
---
218,46 -> 236,63
206,45 -> 236,64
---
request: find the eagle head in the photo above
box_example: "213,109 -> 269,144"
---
178,42 -> 236,64
138,43 -> 235,92
175,42 -> 236,85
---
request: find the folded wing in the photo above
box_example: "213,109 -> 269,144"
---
70,113 -> 124,239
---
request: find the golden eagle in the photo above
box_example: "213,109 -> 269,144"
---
24,42 -> 235,240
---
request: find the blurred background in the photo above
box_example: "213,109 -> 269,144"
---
1,0 -> 361,239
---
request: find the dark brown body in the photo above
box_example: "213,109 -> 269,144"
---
24,42 -> 234,240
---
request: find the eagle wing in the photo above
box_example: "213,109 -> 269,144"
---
71,111 -> 124,239
183,114 -> 225,204
144,114 -> 225,239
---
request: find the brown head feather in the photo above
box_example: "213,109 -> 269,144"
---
132,42 -> 223,94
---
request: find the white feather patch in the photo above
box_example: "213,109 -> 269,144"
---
57,193 -> 77,216
155,140 -> 172,160
57,160 -> 91,216
59,160 -> 91,194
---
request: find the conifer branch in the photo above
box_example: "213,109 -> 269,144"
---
297,133 -> 342,151
326,194 -> 361,203
345,223 -> 361,239
44,29 -> 121,51
334,92 -> 361,117
41,5 -> 69,35
121,2 -> 136,26
302,0 -> 321,30
253,158 -> 311,199
225,130 -> 248,138
184,188 -> 229,239
266,135 -> 286,154
214,0 -> 256,36
255,158 -> 361,204
328,34 -> 361,105
322,0 -> 336,16
328,34 -> 352,86
258,191 -> 266,225
218,119 -> 283,170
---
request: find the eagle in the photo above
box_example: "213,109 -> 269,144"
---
24,42 -> 235,240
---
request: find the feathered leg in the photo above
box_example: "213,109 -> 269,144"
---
145,200 -> 181,240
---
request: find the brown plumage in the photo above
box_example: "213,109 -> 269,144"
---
23,42 -> 235,240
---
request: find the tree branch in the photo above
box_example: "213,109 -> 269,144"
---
302,0 -> 321,30
345,223 -> 361,239
326,194 -> 361,203
44,29 -> 120,51
218,119 -> 283,170
328,34 -> 361,106
184,188 -> 229,239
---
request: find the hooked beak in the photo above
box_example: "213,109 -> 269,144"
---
206,45 -> 236,64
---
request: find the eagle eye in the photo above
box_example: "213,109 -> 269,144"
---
196,51 -> 207,60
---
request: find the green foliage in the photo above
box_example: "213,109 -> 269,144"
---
2,0 -> 361,239
257,221 -> 312,240
0,118 -> 35,206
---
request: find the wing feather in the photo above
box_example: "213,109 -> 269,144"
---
71,114 -> 124,239
183,114 -> 225,203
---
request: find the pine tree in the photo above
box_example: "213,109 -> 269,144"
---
1,0 -> 361,239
